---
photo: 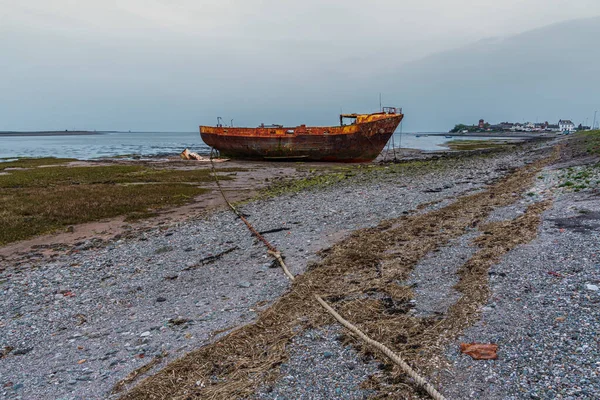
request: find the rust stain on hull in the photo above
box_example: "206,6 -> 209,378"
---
200,109 -> 404,162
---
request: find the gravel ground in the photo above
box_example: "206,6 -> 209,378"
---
253,325 -> 379,400
437,164 -> 600,399
0,145 -> 556,400
408,231 -> 480,318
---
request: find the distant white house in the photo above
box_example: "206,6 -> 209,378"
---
559,119 -> 575,132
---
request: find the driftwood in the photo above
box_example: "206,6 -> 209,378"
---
258,227 -> 289,235
183,246 -> 239,271
180,148 -> 229,162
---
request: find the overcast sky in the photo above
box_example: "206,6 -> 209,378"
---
1,1 -> 600,131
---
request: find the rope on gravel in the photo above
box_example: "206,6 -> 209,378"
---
208,149 -> 277,253
208,149 -> 447,400
314,295 -> 446,400
267,250 -> 295,281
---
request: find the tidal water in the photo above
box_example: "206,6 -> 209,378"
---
0,131 -> 207,160
0,131 -> 514,160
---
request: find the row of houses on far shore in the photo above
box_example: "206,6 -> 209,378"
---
478,119 -> 588,133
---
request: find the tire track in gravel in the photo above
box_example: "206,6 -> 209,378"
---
119,147 -> 559,400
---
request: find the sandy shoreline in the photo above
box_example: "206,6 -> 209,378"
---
1,137 -> 599,399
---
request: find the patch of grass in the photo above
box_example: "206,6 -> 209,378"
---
0,157 -> 77,170
557,148 -> 600,192
559,181 -> 575,187
569,130 -> 600,156
0,162 -> 230,245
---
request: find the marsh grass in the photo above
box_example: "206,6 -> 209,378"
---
0,160 -> 239,244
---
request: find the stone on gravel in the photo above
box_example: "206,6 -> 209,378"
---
12,347 -> 33,356
253,326 -> 379,399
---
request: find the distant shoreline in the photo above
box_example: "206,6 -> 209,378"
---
0,131 -> 104,137
425,132 -> 557,139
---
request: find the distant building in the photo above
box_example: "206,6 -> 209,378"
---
559,120 -> 575,132
497,122 -> 515,131
453,119 -> 577,133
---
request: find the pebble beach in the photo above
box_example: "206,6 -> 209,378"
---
1,136 -> 599,400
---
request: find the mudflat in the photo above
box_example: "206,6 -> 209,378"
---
0,157 -> 326,259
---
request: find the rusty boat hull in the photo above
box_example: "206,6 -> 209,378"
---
200,110 -> 404,163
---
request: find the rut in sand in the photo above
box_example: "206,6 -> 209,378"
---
119,146 -> 559,400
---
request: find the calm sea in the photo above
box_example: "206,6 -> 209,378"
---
0,131 -> 207,160
0,131 -> 512,160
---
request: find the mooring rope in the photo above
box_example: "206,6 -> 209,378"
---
314,295 -> 445,400
209,149 -> 277,253
208,149 -> 446,400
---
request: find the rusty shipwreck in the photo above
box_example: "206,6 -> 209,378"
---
200,107 -> 403,162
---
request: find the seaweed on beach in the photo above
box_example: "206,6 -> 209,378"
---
118,146 -> 559,399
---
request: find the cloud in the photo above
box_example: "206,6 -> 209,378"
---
1,1 -> 599,130
4,0 -> 598,40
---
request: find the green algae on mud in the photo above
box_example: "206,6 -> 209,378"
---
261,160 -> 442,197
0,184 -> 210,245
259,140 -> 543,199
0,160 -> 233,245
444,139 -> 515,151
0,157 -> 78,170
0,164 -> 237,189
259,154 -> 495,198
